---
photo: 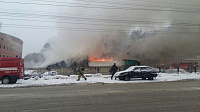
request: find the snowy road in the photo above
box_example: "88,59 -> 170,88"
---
1,73 -> 200,88
0,80 -> 200,112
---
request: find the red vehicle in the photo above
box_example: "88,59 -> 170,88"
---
166,62 -> 198,72
0,57 -> 24,84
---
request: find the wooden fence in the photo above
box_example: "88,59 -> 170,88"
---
26,66 -> 123,75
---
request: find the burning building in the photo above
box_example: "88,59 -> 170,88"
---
88,56 -> 141,70
88,57 -> 123,67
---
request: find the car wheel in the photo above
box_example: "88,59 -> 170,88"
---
124,75 -> 130,81
119,77 -> 123,80
2,76 -> 10,84
148,75 -> 153,80
10,78 -> 17,84
142,77 -> 146,80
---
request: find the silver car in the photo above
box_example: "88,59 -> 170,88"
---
24,70 -> 41,80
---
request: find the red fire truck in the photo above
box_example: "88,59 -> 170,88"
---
166,62 -> 198,72
0,57 -> 24,84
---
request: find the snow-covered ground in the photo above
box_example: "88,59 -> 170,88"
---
1,73 -> 200,88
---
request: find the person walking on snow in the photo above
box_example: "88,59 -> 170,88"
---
77,65 -> 87,81
110,63 -> 118,80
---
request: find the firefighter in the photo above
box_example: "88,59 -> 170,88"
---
77,65 -> 87,81
110,63 -> 118,80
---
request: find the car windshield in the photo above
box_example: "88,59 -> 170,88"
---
134,68 -> 141,72
125,66 -> 150,72
125,66 -> 136,71
141,67 -> 154,72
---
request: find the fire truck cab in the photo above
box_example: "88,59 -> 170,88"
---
0,57 -> 24,84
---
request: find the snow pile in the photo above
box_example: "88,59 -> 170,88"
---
157,73 -> 200,81
0,73 -> 200,88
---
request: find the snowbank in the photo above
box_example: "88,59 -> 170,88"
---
0,73 -> 200,88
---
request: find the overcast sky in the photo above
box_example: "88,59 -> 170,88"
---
0,0 -> 59,57
0,0 -> 200,59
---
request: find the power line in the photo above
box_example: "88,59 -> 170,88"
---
0,4 -> 198,20
31,0 -> 200,11
1,1 -> 199,34
0,11 -> 193,24
139,0 -> 200,7
73,0 -> 200,7
1,10 -> 200,30
0,1 -> 198,13
101,0 -> 199,8
1,14 -> 200,30
0,11 -> 172,23
0,8 -> 62,16
1,11 -> 200,28
1,17 -> 200,29
1,7 -> 200,26
3,26 -> 200,35
1,11 -> 200,26
3,23 -> 200,35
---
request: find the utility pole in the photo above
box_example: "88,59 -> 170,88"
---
127,52 -> 129,59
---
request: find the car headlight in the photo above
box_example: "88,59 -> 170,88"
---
114,73 -> 120,77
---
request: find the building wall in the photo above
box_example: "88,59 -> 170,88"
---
0,33 -> 23,58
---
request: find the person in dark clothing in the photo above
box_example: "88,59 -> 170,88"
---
77,65 -> 87,81
110,63 -> 118,80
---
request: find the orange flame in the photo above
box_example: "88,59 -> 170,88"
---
89,57 -> 113,62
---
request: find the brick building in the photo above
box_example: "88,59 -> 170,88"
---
0,33 -> 23,58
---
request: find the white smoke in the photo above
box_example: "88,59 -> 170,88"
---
38,0 -> 200,67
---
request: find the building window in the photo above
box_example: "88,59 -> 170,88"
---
16,55 -> 18,57
0,44 -> 1,48
0,55 -> 1,57
4,45 -> 5,49
3,55 -> 5,57
1,38 -> 3,40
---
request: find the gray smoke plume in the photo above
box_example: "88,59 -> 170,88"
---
38,0 -> 200,67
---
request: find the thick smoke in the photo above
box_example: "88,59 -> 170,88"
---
38,0 -> 200,67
